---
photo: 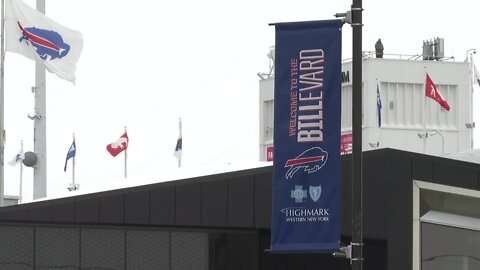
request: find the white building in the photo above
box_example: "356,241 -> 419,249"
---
259,52 -> 474,161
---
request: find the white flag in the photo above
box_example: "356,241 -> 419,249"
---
8,146 -> 25,166
5,0 -> 83,83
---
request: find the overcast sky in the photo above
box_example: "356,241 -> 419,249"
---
3,0 -> 480,202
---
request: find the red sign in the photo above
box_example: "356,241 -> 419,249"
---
340,133 -> 352,155
266,146 -> 274,161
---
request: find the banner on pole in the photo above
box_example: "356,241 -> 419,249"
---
270,20 -> 342,253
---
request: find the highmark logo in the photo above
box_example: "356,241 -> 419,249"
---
291,185 -> 307,203
281,207 -> 330,223
290,185 -> 322,203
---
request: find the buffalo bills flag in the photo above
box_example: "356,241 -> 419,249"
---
271,20 -> 342,253
5,0 -> 83,83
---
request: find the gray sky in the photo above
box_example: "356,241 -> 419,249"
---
3,0 -> 480,201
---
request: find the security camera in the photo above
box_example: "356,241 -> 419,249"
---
257,72 -> 266,80
27,113 -> 41,120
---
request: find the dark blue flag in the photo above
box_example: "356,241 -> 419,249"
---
271,20 -> 342,253
377,83 -> 382,127
64,140 -> 76,172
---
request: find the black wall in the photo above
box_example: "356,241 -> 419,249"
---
1,148 -> 479,270
0,167 -> 273,229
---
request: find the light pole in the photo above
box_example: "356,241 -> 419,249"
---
334,1 -> 364,269
351,1 -> 363,269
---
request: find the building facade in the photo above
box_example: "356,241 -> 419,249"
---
259,56 -> 474,160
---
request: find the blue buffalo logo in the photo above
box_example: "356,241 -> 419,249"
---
17,21 -> 70,60
284,147 -> 328,179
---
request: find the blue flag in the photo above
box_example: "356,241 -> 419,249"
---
174,118 -> 182,160
271,20 -> 342,253
64,140 -> 76,172
377,83 -> 382,127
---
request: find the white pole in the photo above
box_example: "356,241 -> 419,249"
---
72,134 -> 75,187
0,0 -> 6,207
423,71 -> 427,154
124,148 -> 127,178
33,0 -> 47,200
19,140 -> 23,203
178,118 -> 182,168
124,126 -> 127,178
466,49 -> 475,149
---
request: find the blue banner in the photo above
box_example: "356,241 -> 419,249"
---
271,20 -> 342,253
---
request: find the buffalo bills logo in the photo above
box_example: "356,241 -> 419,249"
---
17,21 -> 70,60
285,147 -> 328,179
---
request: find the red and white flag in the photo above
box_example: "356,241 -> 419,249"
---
106,132 -> 129,157
425,73 -> 450,111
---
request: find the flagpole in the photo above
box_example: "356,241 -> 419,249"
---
376,79 -> 382,146
19,140 -> 23,203
33,0 -> 47,200
0,0 -> 6,207
124,126 -> 127,178
466,49 -> 475,149
72,134 -> 75,188
178,118 -> 182,168
423,69 -> 427,153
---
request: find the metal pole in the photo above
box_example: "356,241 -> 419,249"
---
72,134 -> 75,187
423,69 -> 427,153
33,0 -> 47,200
351,0 -> 363,269
124,148 -> 127,178
466,49 -> 475,149
124,126 -> 127,178
0,0 -> 5,207
19,140 -> 23,203
178,118 -> 182,168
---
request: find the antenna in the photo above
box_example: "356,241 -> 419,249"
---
422,37 -> 445,61
267,46 -> 275,76
257,46 -> 275,80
